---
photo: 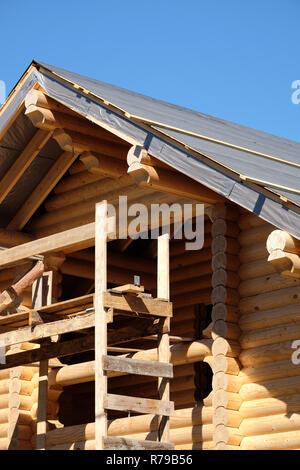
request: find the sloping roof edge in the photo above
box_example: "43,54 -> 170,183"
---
1,61 -> 300,239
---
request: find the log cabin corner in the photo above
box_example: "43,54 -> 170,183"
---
0,61 -> 300,450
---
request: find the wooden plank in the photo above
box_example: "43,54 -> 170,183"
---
0,129 -> 52,204
34,294 -> 94,315
0,223 -> 100,268
0,335 -> 95,369
103,355 -> 173,378
104,436 -> 174,450
0,311 -> 29,327
157,233 -> 171,443
111,284 -> 145,294
0,312 -> 95,347
103,292 -> 172,317
104,393 -> 174,416
95,201 -> 108,450
8,151 -> 80,230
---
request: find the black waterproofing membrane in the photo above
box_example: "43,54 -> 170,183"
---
1,61 -> 300,237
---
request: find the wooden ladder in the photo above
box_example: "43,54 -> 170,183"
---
95,201 -> 174,450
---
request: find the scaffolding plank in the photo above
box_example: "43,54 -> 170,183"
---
0,312 -> 95,347
105,393 -> 174,416
103,292 -> 172,317
103,356 -> 173,378
104,436 -> 174,450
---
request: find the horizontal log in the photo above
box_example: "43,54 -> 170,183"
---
25,104 -> 124,144
239,285 -> 300,315
239,302 -> 300,332
238,224 -> 274,246
127,161 -> 223,204
240,320 -> 300,349
240,375 -> 300,401
267,230 -> 300,255
239,242 -> 268,264
54,170 -> 105,195
241,430 -> 300,450
240,410 -> 300,436
239,339 -> 297,366
239,273 -> 300,298
53,129 -> 129,160
238,258 -> 275,281
239,359 -> 300,384
44,175 -> 133,212
238,213 -> 266,230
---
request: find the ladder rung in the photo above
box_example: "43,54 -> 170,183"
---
103,355 -> 173,378
105,393 -> 174,416
104,436 -> 174,450
103,291 -> 172,318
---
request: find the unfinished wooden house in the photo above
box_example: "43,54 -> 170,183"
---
0,61 -> 300,450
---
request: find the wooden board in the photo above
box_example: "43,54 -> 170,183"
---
0,221 -> 113,268
103,355 -> 173,378
0,312 -> 95,347
104,393 -> 174,416
103,292 -> 172,317
104,436 -> 174,450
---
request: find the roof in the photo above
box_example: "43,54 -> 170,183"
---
1,60 -> 300,238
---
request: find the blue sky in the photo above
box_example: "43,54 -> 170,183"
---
0,0 -> 299,141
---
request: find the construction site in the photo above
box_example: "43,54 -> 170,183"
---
0,61 -> 300,450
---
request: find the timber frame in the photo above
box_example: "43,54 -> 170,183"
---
1,62 -> 300,451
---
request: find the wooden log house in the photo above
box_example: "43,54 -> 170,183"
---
0,61 -> 300,450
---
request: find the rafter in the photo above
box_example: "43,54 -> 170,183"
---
0,129 -> 52,204
7,151 -> 80,230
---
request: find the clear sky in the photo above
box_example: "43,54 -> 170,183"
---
1,0 -> 299,142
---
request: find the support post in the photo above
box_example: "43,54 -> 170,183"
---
157,233 -> 170,442
95,201 -> 108,450
34,272 -> 53,450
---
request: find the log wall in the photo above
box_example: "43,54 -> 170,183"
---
237,212 -> 300,450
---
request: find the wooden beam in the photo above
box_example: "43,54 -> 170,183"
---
0,261 -> 44,314
157,233 -> 171,443
127,152 -> 223,204
0,222 -> 103,268
0,312 -> 95,347
0,230 -> 33,247
0,129 -> 52,204
53,129 -> 129,160
103,356 -> 173,378
102,291 -> 172,317
267,230 -> 300,279
24,90 -> 123,144
267,230 -> 300,255
7,151 -> 80,230
94,201 -> 108,450
104,394 -> 174,416
25,106 -> 124,144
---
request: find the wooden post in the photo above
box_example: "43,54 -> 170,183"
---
95,201 -> 108,450
33,272 -> 52,450
157,233 -> 170,442
34,271 -> 54,450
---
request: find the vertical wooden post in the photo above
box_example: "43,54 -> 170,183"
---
157,233 -> 170,442
95,201 -> 108,450
34,271 -> 53,450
